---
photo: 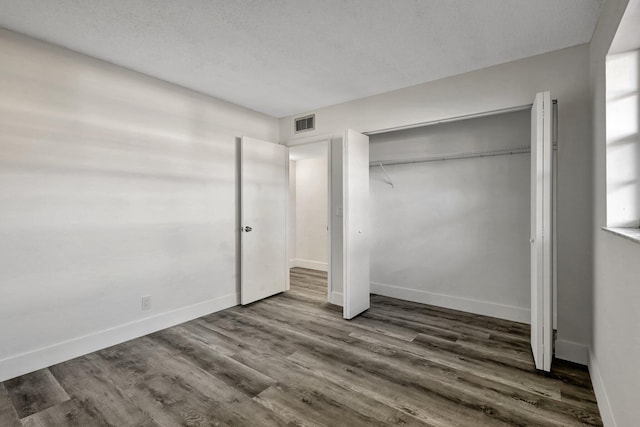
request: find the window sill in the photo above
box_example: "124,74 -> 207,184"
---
602,227 -> 640,245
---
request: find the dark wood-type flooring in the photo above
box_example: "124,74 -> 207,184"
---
1,268 -> 602,426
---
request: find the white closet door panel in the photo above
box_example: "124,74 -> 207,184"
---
530,91 -> 553,372
343,129 -> 370,319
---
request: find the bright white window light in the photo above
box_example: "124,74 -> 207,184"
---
606,49 -> 640,227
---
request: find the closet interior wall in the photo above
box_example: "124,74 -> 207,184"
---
369,110 -> 531,323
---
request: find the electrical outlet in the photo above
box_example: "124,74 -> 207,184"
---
141,295 -> 152,311
336,207 -> 343,217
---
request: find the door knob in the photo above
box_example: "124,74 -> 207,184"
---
243,226 -> 253,232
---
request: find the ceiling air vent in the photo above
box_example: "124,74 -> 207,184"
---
294,114 -> 315,133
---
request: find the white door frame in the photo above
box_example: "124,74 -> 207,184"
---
286,136 -> 333,303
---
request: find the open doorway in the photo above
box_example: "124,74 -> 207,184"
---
288,140 -> 332,305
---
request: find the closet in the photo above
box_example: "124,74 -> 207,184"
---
367,94 -> 556,372
369,109 -> 532,321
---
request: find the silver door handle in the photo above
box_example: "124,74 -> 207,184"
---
243,226 -> 253,232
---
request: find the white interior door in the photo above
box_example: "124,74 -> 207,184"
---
530,91 -> 554,371
240,136 -> 289,305
343,129 -> 370,319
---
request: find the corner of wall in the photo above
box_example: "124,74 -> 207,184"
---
588,350 -> 617,427
555,339 -> 589,365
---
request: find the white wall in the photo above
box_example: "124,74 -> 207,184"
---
292,156 -> 328,271
0,29 -> 279,382
589,0 -> 640,425
281,44 -> 592,364
369,111 -> 531,323
288,160 -> 297,265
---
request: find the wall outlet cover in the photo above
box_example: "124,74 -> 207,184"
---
141,295 -> 152,311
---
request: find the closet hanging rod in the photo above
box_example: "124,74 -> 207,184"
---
370,144 -> 557,167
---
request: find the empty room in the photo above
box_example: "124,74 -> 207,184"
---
0,1 -> 638,426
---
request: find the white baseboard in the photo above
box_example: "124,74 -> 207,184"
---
329,291 -> 343,306
370,281 -> 530,324
289,259 -> 328,272
0,293 -> 238,382
589,350 -> 617,427
555,339 -> 588,365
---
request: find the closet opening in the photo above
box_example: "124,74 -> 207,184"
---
367,108 -> 537,324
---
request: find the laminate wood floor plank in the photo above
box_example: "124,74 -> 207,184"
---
3,369 -> 70,419
288,286 -> 327,299
257,296 -> 419,342
170,322 -> 246,357
293,276 -> 326,286
291,268 -> 328,280
280,288 -> 329,306
287,349 -> 518,427
234,306 -> 594,426
289,272 -> 328,284
220,306 -> 561,426
370,293 -> 530,334
96,336 -> 288,427
354,329 -> 561,399
48,355 -> 156,427
413,332 -> 536,372
370,295 -> 530,340
147,327 -> 276,397
411,331 -> 599,409
370,304 -> 530,345
347,331 -> 601,426
192,316 -> 289,356
199,311 -> 302,357
365,305 -> 531,351
0,267 -> 602,426
233,350 -> 429,427
546,359 -> 596,390
20,398 -> 118,427
287,282 -> 327,294
0,384 -> 21,427
235,286 -> 601,425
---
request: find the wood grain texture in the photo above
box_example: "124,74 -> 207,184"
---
0,384 -> 21,427
0,268 -> 602,426
3,369 -> 70,419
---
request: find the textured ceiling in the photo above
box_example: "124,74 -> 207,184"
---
0,1 -> 602,118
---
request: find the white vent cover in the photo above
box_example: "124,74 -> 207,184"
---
294,114 -> 315,133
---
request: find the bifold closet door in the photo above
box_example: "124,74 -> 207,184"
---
240,136 -> 289,305
530,91 -> 553,372
343,129 -> 370,319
